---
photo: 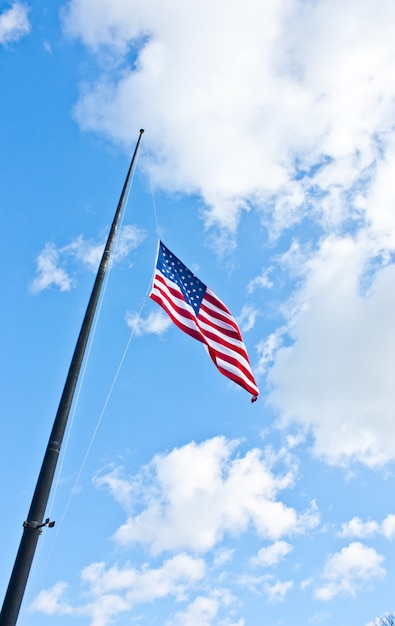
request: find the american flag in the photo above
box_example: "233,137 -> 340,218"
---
150,241 -> 259,401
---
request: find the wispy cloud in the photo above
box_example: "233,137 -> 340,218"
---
63,235 -> 104,273
308,611 -> 331,624
247,268 -> 274,293
31,555 -> 206,626
213,548 -> 234,568
250,541 -> 293,567
255,329 -> 284,377
263,579 -> 293,603
125,309 -> 171,336
30,225 -> 145,293
30,581 -> 71,616
0,2 -> 30,46
237,305 -> 260,333
93,466 -> 136,512
112,224 -> 146,264
65,224 -> 145,271
166,590 -> 241,626
30,243 -> 73,293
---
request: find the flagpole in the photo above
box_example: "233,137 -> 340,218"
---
0,129 -> 145,626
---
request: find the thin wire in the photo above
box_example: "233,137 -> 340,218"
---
41,292 -> 149,569
37,144 -> 148,576
49,183 -> 134,516
40,155 -> 146,568
34,242 -> 122,578
47,157 -> 139,519
32,247 -> 111,578
142,136 -> 160,239
149,238 -> 160,290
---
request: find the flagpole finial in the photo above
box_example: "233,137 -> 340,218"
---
140,129 -> 145,134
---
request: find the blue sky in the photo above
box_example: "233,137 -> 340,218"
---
1,1 -> 395,625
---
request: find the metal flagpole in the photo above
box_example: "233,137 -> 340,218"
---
0,129 -> 145,626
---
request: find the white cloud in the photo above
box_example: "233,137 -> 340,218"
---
255,329 -> 284,377
300,578 -> 313,591
125,309 -> 172,336
30,243 -> 73,293
285,432 -> 306,450
338,515 -> 395,540
315,542 -> 385,600
237,305 -> 260,333
43,39 -> 52,54
30,581 -> 71,616
30,225 -> 144,292
213,548 -> 234,568
65,224 -> 145,271
166,590 -> 241,626
81,553 -> 205,599
112,224 -> 146,264
65,234 -> 104,272
337,517 -> 379,539
263,578 -> 293,602
267,235 -> 395,467
0,2 -> 30,46
102,437 -> 319,555
167,594 -> 219,626
247,268 -> 274,293
32,554 -> 206,626
250,541 -> 293,567
381,514 -> 395,540
93,466 -> 135,511
237,573 -> 268,593
62,0 -> 395,239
